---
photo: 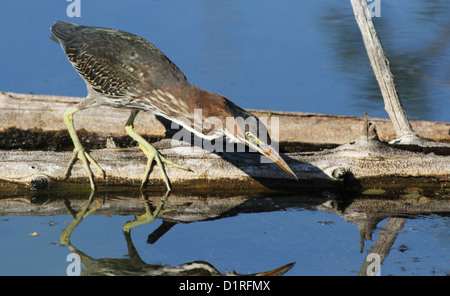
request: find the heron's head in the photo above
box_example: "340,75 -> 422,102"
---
223,98 -> 297,179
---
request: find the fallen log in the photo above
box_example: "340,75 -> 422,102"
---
0,92 -> 448,192
1,91 -> 449,145
0,131 -> 448,191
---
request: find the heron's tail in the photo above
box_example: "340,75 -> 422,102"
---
50,21 -> 79,44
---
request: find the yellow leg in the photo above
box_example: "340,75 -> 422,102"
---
64,107 -> 105,190
60,190 -> 101,246
122,190 -> 171,233
125,110 -> 190,191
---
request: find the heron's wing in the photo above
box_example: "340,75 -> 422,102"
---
50,21 -> 188,98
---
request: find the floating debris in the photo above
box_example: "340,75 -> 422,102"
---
28,232 -> 39,237
401,187 -> 423,199
402,193 -> 421,199
318,220 -> 335,226
398,244 -> 409,252
362,189 -> 386,195
403,187 -> 423,194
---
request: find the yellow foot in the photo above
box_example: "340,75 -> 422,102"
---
65,146 -> 106,190
139,143 -> 191,191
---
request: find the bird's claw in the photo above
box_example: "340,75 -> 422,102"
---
139,143 -> 190,191
65,147 -> 105,190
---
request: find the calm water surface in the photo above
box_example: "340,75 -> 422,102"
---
0,1 -> 449,121
0,1 -> 449,276
0,190 -> 449,276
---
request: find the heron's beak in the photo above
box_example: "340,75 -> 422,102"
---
246,136 -> 298,180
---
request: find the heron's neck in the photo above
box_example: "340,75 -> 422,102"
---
152,85 -> 231,139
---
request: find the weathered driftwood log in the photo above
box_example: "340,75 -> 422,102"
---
0,91 -> 448,191
1,92 -> 449,145
350,0 -> 420,144
0,132 -> 448,191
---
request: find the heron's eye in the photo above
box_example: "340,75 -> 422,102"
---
245,132 -> 260,144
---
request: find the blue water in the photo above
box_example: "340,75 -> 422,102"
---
0,200 -> 449,276
0,1 -> 449,276
0,0 -> 449,122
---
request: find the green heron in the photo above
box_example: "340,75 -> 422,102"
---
50,21 -> 297,190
